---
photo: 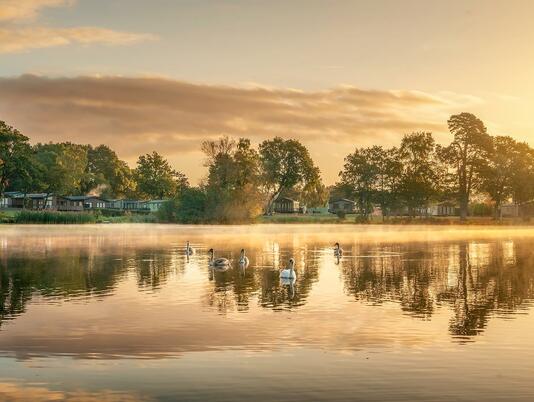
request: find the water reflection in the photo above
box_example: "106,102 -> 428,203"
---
1,225 -> 534,359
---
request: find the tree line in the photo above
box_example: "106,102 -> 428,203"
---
2,111 -> 534,222
333,112 -> 534,220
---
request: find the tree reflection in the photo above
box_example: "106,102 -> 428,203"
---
341,240 -> 534,339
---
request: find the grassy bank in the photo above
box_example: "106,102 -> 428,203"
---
0,210 -> 159,224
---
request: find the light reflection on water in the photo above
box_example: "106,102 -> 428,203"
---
1,224 -> 534,401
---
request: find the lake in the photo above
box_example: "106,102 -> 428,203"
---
1,224 -> 534,401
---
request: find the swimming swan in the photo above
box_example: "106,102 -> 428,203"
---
208,248 -> 230,268
239,249 -> 250,267
334,242 -> 343,257
280,258 -> 297,280
186,241 -> 195,256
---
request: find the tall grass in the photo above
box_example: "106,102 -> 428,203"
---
15,210 -> 97,224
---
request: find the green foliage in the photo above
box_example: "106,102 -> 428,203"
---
158,187 -> 207,223
398,132 -> 441,216
336,210 -> 346,219
202,137 -> 263,222
15,210 -> 97,224
339,145 -> 402,219
135,151 -> 188,199
85,145 -> 135,198
33,142 -> 90,196
259,137 -> 325,212
0,121 -> 34,195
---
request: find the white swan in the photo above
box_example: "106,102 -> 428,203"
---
334,242 -> 343,257
208,248 -> 230,269
280,258 -> 297,280
186,241 -> 195,256
239,248 -> 250,267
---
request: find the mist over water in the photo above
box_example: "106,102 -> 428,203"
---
1,224 -> 534,401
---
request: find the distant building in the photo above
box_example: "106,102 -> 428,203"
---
499,203 -> 520,218
122,200 -> 145,211
57,196 -> 84,212
329,198 -> 356,214
7,193 -> 56,210
144,200 -> 166,212
273,197 -> 300,213
57,196 -> 105,211
426,201 -> 457,216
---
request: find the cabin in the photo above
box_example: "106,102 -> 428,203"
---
426,201 -> 457,216
8,193 -> 57,210
57,196 -> 84,212
329,199 -> 356,214
0,191 -> 22,208
144,200 -> 165,212
500,203 -> 519,217
273,197 -> 300,213
122,199 -> 145,211
83,196 -> 106,210
106,199 -> 124,210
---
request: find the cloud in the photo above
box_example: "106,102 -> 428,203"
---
0,0 -> 156,53
0,27 -> 158,53
0,75 -> 476,182
0,0 -> 72,22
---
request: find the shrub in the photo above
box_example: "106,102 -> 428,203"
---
336,210 -> 346,219
15,210 -> 97,224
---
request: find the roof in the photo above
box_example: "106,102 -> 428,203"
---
274,197 -> 298,203
329,198 -> 355,204
13,193 -> 52,199
62,195 -> 88,201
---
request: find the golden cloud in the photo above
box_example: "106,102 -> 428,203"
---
0,0 -> 72,21
0,75 -> 476,182
0,27 -> 158,53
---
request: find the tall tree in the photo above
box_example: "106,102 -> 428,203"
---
259,137 -> 323,213
201,137 -> 263,222
339,147 -> 380,219
398,132 -> 440,216
479,136 -> 517,219
0,121 -> 33,196
135,151 -> 187,199
439,113 -> 492,220
86,145 -> 135,198
34,142 -> 90,197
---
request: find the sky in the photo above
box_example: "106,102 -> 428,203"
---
0,0 -> 533,184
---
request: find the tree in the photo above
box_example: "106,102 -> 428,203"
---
439,113 -> 492,220
339,147 -> 380,219
201,137 -> 264,222
398,132 -> 440,216
259,137 -> 324,213
86,145 -> 135,198
338,146 -> 402,220
0,121 -> 33,196
134,151 -> 188,199
33,142 -> 90,197
479,136 -> 517,219
158,187 -> 207,223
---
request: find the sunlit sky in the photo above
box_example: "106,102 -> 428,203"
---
1,0 -> 533,184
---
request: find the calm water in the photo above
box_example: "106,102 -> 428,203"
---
1,224 -> 534,401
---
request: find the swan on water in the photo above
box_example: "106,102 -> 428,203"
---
186,241 -> 195,256
239,249 -> 250,267
208,248 -> 230,269
334,242 -> 343,257
280,258 -> 297,280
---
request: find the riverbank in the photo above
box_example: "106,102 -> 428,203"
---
1,209 -> 533,225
